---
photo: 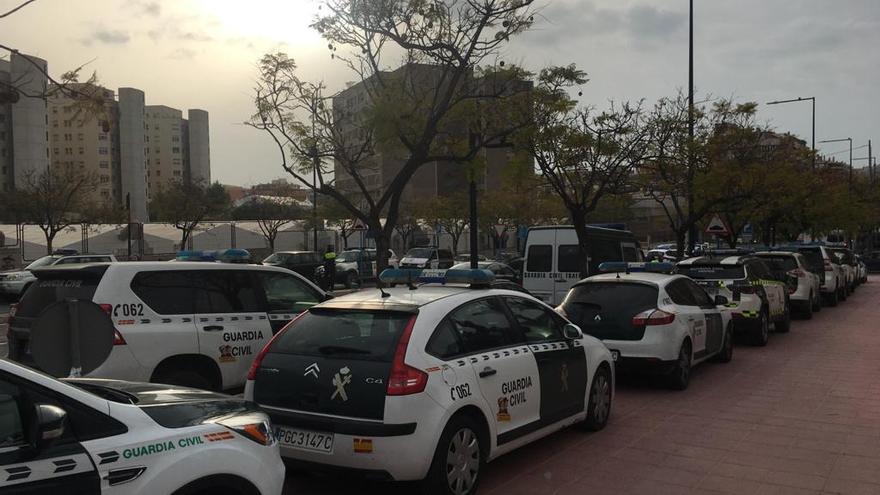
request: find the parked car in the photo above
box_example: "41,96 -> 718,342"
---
262,250 -> 323,280
523,225 -> 642,305
827,246 -> 858,293
754,251 -> 822,318
778,245 -> 846,306
676,255 -> 789,346
450,261 -> 521,284
864,251 -> 880,273
8,261 -> 327,391
245,268 -> 614,495
854,254 -> 868,283
0,254 -> 117,300
399,247 -> 454,270
0,358 -> 283,494
556,262 -> 733,390
454,253 -> 488,263
315,248 -> 400,288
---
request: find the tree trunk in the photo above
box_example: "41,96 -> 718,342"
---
268,235 -> 276,252
570,210 -> 590,279
180,230 -> 190,251
45,230 -> 54,255
675,229 -> 687,259
450,233 -> 461,255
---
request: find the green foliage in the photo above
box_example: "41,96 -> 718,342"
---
150,181 -> 230,248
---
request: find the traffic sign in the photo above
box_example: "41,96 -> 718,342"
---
352,218 -> 368,231
704,214 -> 731,236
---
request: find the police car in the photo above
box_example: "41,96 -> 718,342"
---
676,254 -> 790,346
244,269 -> 614,495
556,263 -> 734,390
0,358 -> 283,494
8,256 -> 327,391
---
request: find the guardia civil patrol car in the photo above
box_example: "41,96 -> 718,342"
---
556,263 -> 734,390
0,358 -> 283,494
8,259 -> 328,391
676,254 -> 790,346
245,269 -> 614,495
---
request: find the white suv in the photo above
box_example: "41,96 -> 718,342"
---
782,245 -> 845,306
0,254 -> 117,299
755,251 -> 822,319
8,261 -> 326,391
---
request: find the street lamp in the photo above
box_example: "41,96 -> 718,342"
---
766,96 -> 816,167
819,137 -> 852,187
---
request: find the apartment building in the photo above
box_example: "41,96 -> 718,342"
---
47,83 -> 120,204
0,52 -> 49,192
144,105 -> 185,197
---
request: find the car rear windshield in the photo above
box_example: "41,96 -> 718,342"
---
263,253 -> 292,264
17,277 -> 101,318
795,249 -> 824,271
757,256 -> 798,272
677,265 -> 745,280
560,282 -> 658,340
270,309 -> 413,362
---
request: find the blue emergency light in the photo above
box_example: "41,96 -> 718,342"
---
379,268 -> 495,286
175,249 -> 252,263
597,262 -> 675,274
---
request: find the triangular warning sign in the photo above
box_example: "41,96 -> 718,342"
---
352,218 -> 368,231
704,214 -> 730,236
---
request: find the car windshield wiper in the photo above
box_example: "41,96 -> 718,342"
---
317,345 -> 371,355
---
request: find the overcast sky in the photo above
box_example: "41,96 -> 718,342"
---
3,0 -> 878,186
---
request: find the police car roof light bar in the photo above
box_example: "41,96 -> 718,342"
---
597,262 -> 675,275
378,268 -> 496,287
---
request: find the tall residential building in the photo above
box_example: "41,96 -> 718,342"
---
6,52 -> 49,189
47,83 -> 120,205
187,109 -> 210,184
332,64 -> 531,204
118,88 -> 148,222
0,59 -> 12,192
144,105 -> 186,198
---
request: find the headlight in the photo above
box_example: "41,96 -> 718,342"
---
6,273 -> 24,281
212,412 -> 275,446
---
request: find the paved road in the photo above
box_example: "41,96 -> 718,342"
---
283,277 -> 880,495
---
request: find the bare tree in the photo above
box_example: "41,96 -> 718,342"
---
248,0 -> 537,273
523,66 -> 649,276
232,198 -> 305,251
1,168 -> 98,254
149,181 -> 230,249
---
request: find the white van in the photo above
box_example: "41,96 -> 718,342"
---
523,225 -> 642,305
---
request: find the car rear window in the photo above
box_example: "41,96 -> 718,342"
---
270,310 -> 412,362
757,256 -> 798,272
795,249 -> 824,271
17,277 -> 100,318
560,282 -> 658,340
677,265 -> 745,280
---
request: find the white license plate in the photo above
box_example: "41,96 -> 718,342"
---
611,350 -> 620,362
274,426 -> 334,454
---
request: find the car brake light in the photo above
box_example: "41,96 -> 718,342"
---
8,303 -> 18,318
632,309 -> 675,326
247,311 -> 307,380
113,330 -> 127,345
787,268 -> 805,277
386,315 -> 427,396
98,303 -> 113,315
824,260 -> 833,272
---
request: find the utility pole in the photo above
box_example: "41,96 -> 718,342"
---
686,0 -> 697,254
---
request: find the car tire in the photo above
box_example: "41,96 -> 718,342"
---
776,300 -> 791,333
839,286 -> 847,301
802,295 -> 814,320
345,271 -> 360,289
827,288 -> 839,307
750,310 -> 769,346
422,415 -> 484,495
582,365 -> 612,431
713,323 -> 734,363
667,341 -> 692,391
812,291 -> 822,313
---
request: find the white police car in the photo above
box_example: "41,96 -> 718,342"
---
676,254 -> 789,346
8,255 -> 327,391
556,263 -> 734,390
244,269 -> 614,495
0,358 -> 283,494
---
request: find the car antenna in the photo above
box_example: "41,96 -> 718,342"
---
407,271 -> 418,291
379,285 -> 391,298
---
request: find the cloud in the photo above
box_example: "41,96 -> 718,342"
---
142,2 -> 160,16
168,48 -> 197,60
181,31 -> 213,42
81,28 -> 131,46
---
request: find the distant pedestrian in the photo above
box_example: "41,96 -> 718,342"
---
323,245 -> 337,291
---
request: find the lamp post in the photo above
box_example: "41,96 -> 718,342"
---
819,137 -> 852,187
766,97 -> 816,167
687,0 -> 696,253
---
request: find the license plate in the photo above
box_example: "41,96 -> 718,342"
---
273,426 -> 334,454
611,350 -> 620,362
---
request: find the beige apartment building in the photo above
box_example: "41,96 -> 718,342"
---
47,83 -> 120,205
144,105 -> 186,198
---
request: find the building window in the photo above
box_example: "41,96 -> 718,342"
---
155,147 -> 160,153
172,158 -> 181,165
53,147 -> 59,155
77,133 -> 84,141
100,175 -> 110,183
100,190 -> 110,198
52,120 -> 58,128
99,161 -> 109,168
156,159 -> 161,165
156,170 -> 161,177
98,147 -> 109,155
171,136 -> 180,142
78,147 -> 84,155
173,170 -> 181,177
98,134 -> 107,141
172,147 -> 180,154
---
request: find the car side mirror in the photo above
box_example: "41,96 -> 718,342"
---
562,323 -> 583,340
33,404 -> 66,449
714,295 -> 729,306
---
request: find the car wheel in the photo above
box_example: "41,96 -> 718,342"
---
812,291 -> 822,313
713,323 -> 734,363
422,415 -> 484,495
839,286 -> 847,301
751,310 -> 769,346
345,271 -> 360,289
582,365 -> 612,431
803,294 -> 814,320
667,341 -> 692,391
827,288 -> 839,307
776,300 -> 791,333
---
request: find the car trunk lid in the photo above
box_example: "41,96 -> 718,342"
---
560,282 -> 659,341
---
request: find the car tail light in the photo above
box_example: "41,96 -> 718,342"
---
214,412 -> 275,446
632,309 -> 675,326
8,303 -> 18,318
824,260 -> 833,272
386,315 -> 427,396
98,303 -> 113,315
787,268 -> 805,277
247,311 -> 307,380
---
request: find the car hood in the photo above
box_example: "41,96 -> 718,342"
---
401,257 -> 429,265
0,270 -> 29,277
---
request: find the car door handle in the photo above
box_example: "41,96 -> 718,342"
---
479,367 -> 497,378
203,325 -> 224,332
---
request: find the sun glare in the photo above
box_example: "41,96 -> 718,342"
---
193,0 -> 323,47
